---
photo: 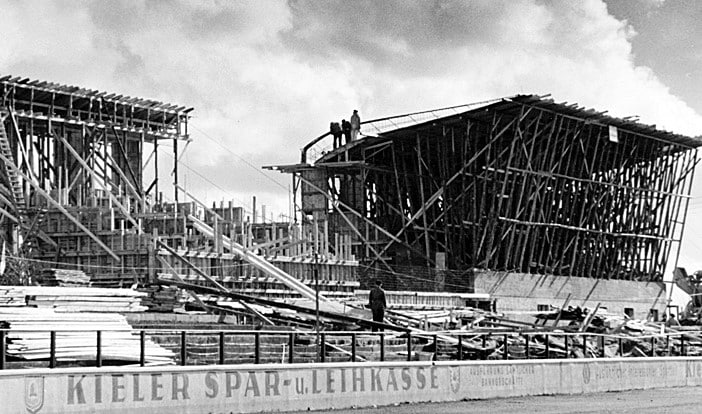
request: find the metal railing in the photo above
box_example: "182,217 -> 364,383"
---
0,328 -> 697,370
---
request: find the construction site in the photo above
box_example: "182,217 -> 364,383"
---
2,75 -> 702,412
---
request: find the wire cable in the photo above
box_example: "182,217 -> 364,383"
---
190,124 -> 287,190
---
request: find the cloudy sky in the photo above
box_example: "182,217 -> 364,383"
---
2,0 -> 702,272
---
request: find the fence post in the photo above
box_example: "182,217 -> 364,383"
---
180,331 -> 187,366
219,332 -> 226,365
666,335 -> 670,356
650,336 -> 655,357
545,334 -> 550,359
618,337 -> 623,357
599,335 -> 605,358
320,333 -> 326,363
351,333 -> 357,362
503,334 -> 508,360
457,334 -> 463,361
524,334 -> 530,359
0,331 -> 5,370
49,331 -> 56,368
582,335 -> 587,357
96,331 -> 102,368
379,333 -> 385,362
433,335 -> 439,361
681,335 -> 686,356
406,332 -> 412,362
254,332 -> 261,364
288,332 -> 295,364
140,331 -> 146,367
564,335 -> 569,359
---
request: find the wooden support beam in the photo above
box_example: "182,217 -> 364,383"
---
52,130 -> 142,233
0,151 -> 120,261
156,255 -> 273,325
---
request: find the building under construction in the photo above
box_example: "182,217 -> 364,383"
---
271,95 -> 701,317
0,74 -> 698,319
0,75 -> 359,301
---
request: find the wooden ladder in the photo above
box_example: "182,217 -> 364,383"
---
0,110 -> 25,210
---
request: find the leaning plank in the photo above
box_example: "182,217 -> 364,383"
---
52,132 -> 142,233
158,278 -> 406,332
187,214 -> 335,306
0,151 -> 121,262
156,253 -> 274,325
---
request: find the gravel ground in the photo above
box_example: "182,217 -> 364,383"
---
285,386 -> 702,413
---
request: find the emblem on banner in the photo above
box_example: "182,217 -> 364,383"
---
24,376 -> 45,414
582,365 -> 591,385
449,366 -> 461,393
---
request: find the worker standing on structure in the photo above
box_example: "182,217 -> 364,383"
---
369,280 -> 387,332
350,109 -> 361,141
342,119 -> 352,144
330,122 -> 342,149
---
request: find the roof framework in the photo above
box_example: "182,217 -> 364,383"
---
0,76 -> 191,257
277,95 -> 700,284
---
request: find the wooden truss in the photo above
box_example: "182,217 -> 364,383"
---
284,96 -> 700,282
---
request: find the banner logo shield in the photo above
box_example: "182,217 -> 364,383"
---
24,376 -> 45,414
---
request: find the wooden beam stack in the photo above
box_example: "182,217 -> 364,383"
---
37,268 -> 91,286
1,286 -> 147,312
0,308 -> 174,364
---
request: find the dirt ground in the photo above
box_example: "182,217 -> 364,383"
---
285,386 -> 702,413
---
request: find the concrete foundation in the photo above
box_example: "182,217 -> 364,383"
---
473,270 -> 666,319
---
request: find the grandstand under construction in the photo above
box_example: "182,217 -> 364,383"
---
0,75 -> 699,317
269,95 -> 701,316
0,75 -> 359,300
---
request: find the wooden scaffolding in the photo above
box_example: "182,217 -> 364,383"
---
0,76 -> 359,298
273,95 -> 701,287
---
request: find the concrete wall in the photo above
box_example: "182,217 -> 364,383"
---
4,358 -> 702,413
473,270 -> 666,319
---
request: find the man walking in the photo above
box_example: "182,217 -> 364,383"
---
369,280 -> 387,332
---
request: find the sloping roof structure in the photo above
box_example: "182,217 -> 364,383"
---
277,93 -> 700,286
0,75 -> 193,126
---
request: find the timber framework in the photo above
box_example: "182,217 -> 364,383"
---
0,75 -> 358,299
270,95 -> 701,289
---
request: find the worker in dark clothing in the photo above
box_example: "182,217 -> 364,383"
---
369,280 -> 387,332
666,314 -> 681,327
341,119 -> 352,145
330,122 -> 342,149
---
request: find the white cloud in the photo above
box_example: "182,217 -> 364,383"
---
1,0 -> 702,257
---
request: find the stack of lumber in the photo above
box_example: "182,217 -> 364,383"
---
37,268 -> 91,286
139,286 -> 185,312
0,308 -> 174,365
0,286 -> 26,307
0,286 -> 147,312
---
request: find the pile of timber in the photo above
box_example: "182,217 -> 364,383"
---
139,285 -> 185,312
0,286 -> 148,312
37,268 -> 91,286
0,308 -> 174,365
0,286 -> 26,307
